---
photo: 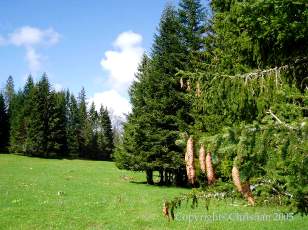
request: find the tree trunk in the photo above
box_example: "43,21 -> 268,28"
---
159,169 -> 164,185
146,169 -> 154,185
175,168 -> 186,186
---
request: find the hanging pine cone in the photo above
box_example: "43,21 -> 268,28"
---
242,182 -> 255,206
232,166 -> 242,193
185,136 -> 196,185
206,152 -> 216,185
199,144 -> 206,174
187,80 -> 191,91
196,81 -> 201,97
163,201 -> 170,221
232,166 -> 255,206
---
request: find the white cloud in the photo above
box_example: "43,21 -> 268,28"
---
0,26 -> 60,73
90,31 -> 145,119
0,35 -> 5,46
100,31 -> 144,90
89,89 -> 132,117
9,26 -> 60,46
113,31 -> 143,49
53,83 -> 63,92
25,47 -> 41,73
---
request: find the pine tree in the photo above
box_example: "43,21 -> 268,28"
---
87,102 -> 99,159
9,76 -> 34,154
116,5 -> 191,185
9,91 -> 25,153
0,93 -> 9,152
25,74 -> 51,156
115,54 -> 155,183
98,106 -> 114,160
67,93 -> 80,156
4,76 -> 14,110
77,87 -> 88,157
178,0 -> 206,69
47,91 -> 68,157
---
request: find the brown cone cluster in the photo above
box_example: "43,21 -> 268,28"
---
199,144 -> 206,174
206,152 -> 216,185
185,136 -> 196,185
232,165 -> 255,205
163,201 -> 170,221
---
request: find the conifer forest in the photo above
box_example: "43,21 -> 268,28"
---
0,0 -> 307,228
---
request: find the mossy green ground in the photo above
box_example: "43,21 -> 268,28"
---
0,154 -> 307,229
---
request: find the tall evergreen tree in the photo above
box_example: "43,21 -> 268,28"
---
9,76 -> 35,154
116,5 -> 192,185
47,91 -> 68,156
178,0 -> 206,54
9,91 -> 25,153
25,74 -> 51,156
77,87 -> 88,157
4,76 -> 14,110
98,106 -> 114,160
0,93 -> 9,152
87,102 -> 99,159
67,93 -> 80,156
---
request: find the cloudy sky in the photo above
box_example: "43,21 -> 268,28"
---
0,0 -> 180,118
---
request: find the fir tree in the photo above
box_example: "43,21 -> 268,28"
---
178,0 -> 206,69
4,76 -> 14,110
98,106 -> 114,160
25,74 -> 50,156
116,5 -> 191,185
87,102 -> 99,159
9,76 -> 34,154
0,93 -> 9,152
77,87 -> 88,157
67,94 -> 80,156
47,91 -> 68,157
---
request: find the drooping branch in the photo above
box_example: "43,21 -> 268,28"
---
266,109 -> 296,130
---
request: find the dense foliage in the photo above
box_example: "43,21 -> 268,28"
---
1,74 -> 114,160
116,0 -> 307,216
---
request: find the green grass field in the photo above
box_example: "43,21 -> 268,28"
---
0,154 -> 307,229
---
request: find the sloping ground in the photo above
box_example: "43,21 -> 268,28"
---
0,154 -> 307,230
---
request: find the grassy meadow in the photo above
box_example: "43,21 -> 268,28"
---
0,154 -> 307,230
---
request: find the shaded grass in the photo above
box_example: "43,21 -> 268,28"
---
0,154 -> 307,229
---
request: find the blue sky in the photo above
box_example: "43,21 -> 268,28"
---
0,0 -> 184,117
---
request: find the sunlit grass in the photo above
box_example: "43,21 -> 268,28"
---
0,154 -> 307,229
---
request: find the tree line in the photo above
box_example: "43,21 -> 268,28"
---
0,74 -> 114,160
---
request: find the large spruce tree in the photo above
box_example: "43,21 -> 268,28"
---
25,74 -> 51,156
116,4 -> 196,185
47,91 -> 68,156
77,87 -> 88,158
0,93 -> 9,152
98,106 -> 114,160
67,93 -> 80,156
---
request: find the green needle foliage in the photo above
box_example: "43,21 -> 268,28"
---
168,0 -> 307,216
